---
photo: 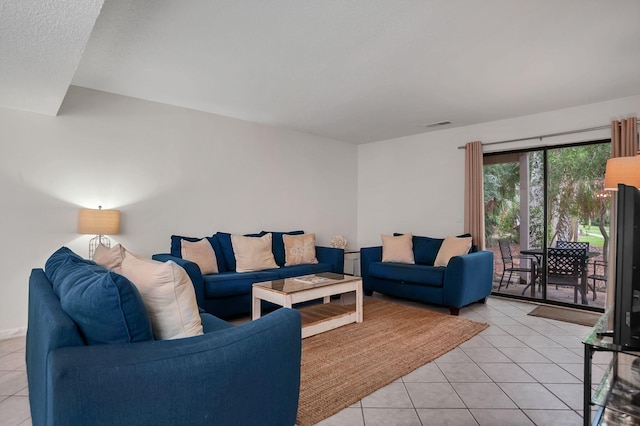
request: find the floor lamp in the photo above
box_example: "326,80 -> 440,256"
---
77,206 -> 121,259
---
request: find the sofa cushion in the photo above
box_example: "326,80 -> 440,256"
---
368,262 -> 445,287
262,230 -> 305,266
181,238 -> 219,274
93,243 -> 126,274
203,270 -> 280,298
283,233 -> 319,266
434,236 -> 472,267
231,233 -> 279,272
44,247 -> 154,345
170,235 -> 227,272
120,252 -> 203,340
381,233 -> 415,264
215,232 -> 237,271
411,236 -> 444,266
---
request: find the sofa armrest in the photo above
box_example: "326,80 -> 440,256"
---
360,246 -> 382,281
316,246 -> 344,273
46,308 -> 302,426
442,250 -> 494,308
152,253 -> 205,308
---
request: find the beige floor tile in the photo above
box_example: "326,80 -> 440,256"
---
416,408 -> 479,426
362,408 -> 421,426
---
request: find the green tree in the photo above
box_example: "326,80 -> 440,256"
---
484,162 -> 520,244
546,143 -> 610,257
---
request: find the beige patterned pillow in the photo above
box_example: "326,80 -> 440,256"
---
231,233 -> 279,272
181,239 -> 218,274
434,236 -> 472,267
93,243 -> 126,274
283,233 -> 319,266
381,233 -> 415,264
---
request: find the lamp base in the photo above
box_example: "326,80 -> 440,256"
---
89,235 -> 111,260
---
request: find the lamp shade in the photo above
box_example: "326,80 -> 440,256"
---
78,208 -> 121,235
603,155 -> 640,191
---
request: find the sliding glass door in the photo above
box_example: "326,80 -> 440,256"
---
484,141 -> 610,310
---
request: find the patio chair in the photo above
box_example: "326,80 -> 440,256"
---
553,241 -> 589,289
587,259 -> 608,301
556,240 -> 590,251
547,247 -> 588,304
497,239 -> 538,291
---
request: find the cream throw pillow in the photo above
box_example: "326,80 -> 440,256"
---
283,233 -> 319,266
181,239 -> 218,274
434,236 -> 473,267
381,233 -> 415,264
231,233 -> 279,272
120,252 -> 203,340
93,243 -> 126,274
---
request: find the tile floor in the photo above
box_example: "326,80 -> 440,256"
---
316,293 -> 608,426
0,294 -> 608,426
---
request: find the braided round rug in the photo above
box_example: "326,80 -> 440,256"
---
297,298 -> 488,425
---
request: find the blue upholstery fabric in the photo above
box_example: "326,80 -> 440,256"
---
215,232 -> 237,271
202,263 -> 334,298
200,312 -> 234,333
203,271 -> 279,298
369,262 -> 445,287
262,230 -> 304,266
26,265 -> 302,426
44,247 -> 153,345
412,236 -> 443,265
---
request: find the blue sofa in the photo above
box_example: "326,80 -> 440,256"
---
153,231 -> 344,318
26,249 -> 302,426
360,235 -> 494,315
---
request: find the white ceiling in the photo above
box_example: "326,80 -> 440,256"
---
4,0 -> 640,143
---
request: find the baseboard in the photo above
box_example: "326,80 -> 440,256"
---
0,327 -> 27,340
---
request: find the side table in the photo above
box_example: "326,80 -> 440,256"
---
344,250 -> 360,276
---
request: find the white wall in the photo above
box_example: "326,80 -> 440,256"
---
0,86 -> 357,337
357,95 -> 640,248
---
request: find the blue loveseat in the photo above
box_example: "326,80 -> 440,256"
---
360,235 -> 494,315
26,248 -> 301,426
153,231 -> 344,318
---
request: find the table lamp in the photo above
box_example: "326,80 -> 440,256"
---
604,154 -> 640,190
77,206 -> 121,259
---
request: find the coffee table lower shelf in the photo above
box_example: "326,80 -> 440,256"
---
298,303 -> 358,338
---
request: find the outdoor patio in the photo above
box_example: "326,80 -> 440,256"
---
489,244 -> 607,310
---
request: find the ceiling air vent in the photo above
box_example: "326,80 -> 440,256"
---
423,121 -> 452,128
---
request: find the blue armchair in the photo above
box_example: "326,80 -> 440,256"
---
26,267 -> 301,426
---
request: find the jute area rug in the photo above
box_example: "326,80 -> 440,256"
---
297,299 -> 488,425
528,304 -> 600,327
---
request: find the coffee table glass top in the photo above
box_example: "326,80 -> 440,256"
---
253,272 -> 359,294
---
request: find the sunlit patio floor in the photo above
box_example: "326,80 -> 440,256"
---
491,278 -> 606,310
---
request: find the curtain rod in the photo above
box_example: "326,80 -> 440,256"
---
456,121 -> 640,150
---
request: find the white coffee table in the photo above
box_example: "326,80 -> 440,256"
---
252,272 -> 363,338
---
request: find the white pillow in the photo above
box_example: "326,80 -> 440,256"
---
181,239 -> 218,274
120,252 -> 203,340
231,233 -> 279,272
381,234 -> 415,264
434,236 -> 472,267
93,243 -> 126,274
283,233 -> 319,266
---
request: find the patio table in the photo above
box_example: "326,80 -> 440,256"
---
520,248 -> 599,304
